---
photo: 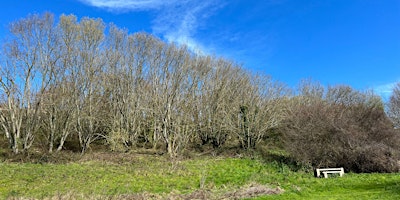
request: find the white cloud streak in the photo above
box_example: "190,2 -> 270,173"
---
78,0 -> 224,54
79,0 -> 180,11
373,81 -> 398,100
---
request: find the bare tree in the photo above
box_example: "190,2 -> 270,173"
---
57,15 -> 107,154
387,82 -> 400,128
237,75 -> 289,149
41,83 -> 75,153
195,59 -> 243,148
0,13 -> 57,153
102,27 -> 151,151
149,42 -> 194,156
73,17 -> 107,154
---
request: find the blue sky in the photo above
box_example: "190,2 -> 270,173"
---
1,0 -> 399,98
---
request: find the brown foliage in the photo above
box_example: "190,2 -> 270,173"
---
282,84 -> 400,172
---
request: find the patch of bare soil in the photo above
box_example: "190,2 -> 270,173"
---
171,183 -> 283,200
221,183 -> 284,200
171,189 -> 214,200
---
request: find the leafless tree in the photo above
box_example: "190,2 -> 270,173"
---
387,82 -> 400,128
149,41 -> 194,156
0,13 -> 57,153
236,75 -> 289,149
197,59 -> 243,148
73,17 -> 107,154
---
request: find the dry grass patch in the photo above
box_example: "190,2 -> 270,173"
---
7,184 -> 283,200
222,183 -> 284,200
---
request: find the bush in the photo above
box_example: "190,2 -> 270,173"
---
350,144 -> 399,173
281,86 -> 400,173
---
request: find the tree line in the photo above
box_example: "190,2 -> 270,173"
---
0,13 -> 399,172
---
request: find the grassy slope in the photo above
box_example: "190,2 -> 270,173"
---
0,154 -> 399,199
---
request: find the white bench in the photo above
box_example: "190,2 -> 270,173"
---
316,167 -> 344,178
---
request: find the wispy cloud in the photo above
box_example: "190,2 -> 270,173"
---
373,81 -> 398,101
78,0 -> 224,54
79,0 -> 180,11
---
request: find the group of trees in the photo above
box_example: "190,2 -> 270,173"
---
0,13 -> 399,172
0,13 -> 287,156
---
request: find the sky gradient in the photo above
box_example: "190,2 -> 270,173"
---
1,0 -> 399,99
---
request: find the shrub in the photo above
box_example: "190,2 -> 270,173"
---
281,85 -> 400,172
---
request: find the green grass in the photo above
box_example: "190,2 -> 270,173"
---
255,167 -> 400,200
0,154 -> 399,199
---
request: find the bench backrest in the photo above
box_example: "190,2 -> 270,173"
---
318,168 -> 343,171
316,167 -> 344,177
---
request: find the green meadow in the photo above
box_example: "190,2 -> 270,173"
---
0,153 -> 399,199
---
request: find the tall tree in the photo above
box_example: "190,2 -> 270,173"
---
0,13 -> 58,153
74,17 -> 106,153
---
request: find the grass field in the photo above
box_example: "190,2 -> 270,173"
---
0,152 -> 399,199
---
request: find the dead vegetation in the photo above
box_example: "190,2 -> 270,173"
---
7,184 -> 283,200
